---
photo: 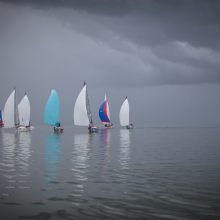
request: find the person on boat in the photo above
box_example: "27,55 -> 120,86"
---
104,123 -> 113,128
54,122 -> 63,132
126,123 -> 133,129
88,124 -> 92,132
25,122 -> 31,128
88,120 -> 98,133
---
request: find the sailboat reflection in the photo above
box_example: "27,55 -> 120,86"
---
1,131 -> 16,189
17,132 -> 32,174
72,133 -> 91,183
119,129 -> 131,169
99,128 -> 111,162
45,134 -> 61,183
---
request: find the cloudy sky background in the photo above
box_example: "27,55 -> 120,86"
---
0,0 -> 220,126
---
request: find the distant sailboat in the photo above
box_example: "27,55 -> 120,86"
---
119,97 -> 133,129
17,94 -> 34,131
3,89 -> 17,128
99,94 -> 113,128
74,82 -> 98,133
0,110 -> 3,127
44,89 -> 63,133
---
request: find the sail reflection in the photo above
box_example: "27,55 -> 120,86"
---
0,131 -> 16,187
72,133 -> 91,188
119,129 -> 131,169
45,134 -> 61,183
0,131 -> 33,190
17,132 -> 32,174
99,128 -> 111,162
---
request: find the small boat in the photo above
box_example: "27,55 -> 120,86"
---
3,89 -> 18,128
0,110 -> 3,127
44,89 -> 63,133
119,97 -> 133,129
99,94 -> 113,128
17,93 -> 34,132
74,82 -> 98,133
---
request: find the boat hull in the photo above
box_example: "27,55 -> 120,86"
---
104,123 -> 113,129
126,124 -> 133,129
17,126 -> 34,132
89,126 -> 98,133
54,126 -> 64,133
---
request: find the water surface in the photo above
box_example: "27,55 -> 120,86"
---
0,126 -> 220,219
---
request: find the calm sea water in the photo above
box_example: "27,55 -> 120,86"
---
0,126 -> 220,220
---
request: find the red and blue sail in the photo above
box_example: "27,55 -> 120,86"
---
99,96 -> 110,125
0,110 -> 3,127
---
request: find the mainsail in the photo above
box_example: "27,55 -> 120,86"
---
3,89 -> 16,128
119,97 -> 130,126
99,94 -> 111,125
44,90 -> 60,126
74,83 -> 91,126
0,110 -> 3,126
18,94 -> 30,126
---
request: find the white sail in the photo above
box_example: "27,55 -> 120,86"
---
105,94 -> 111,120
18,95 -> 30,126
119,98 -> 130,126
3,90 -> 15,128
74,85 -> 90,126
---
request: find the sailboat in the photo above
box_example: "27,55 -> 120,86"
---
17,93 -> 34,131
0,110 -> 3,127
99,94 -> 113,128
44,89 -> 63,133
73,82 -> 98,133
119,97 -> 133,129
3,89 -> 17,128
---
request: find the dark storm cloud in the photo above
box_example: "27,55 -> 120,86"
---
0,0 -> 220,88
1,0 -> 220,49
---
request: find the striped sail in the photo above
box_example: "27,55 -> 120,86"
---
0,110 -> 3,126
99,94 -> 111,125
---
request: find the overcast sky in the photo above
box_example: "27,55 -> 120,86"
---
0,0 -> 220,126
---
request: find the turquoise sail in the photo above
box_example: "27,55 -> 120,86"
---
44,90 -> 60,126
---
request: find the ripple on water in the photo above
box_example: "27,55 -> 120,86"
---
32,202 -> 45,205
3,202 -> 22,206
19,212 -> 51,220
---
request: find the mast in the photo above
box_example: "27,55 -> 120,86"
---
14,87 -> 20,127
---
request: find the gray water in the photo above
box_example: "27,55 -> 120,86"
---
0,127 -> 220,220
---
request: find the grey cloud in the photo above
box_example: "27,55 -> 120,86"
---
0,2 -> 220,89
0,1 -> 220,126
1,0 -> 220,49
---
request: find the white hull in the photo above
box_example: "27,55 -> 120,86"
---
17,126 -> 34,132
